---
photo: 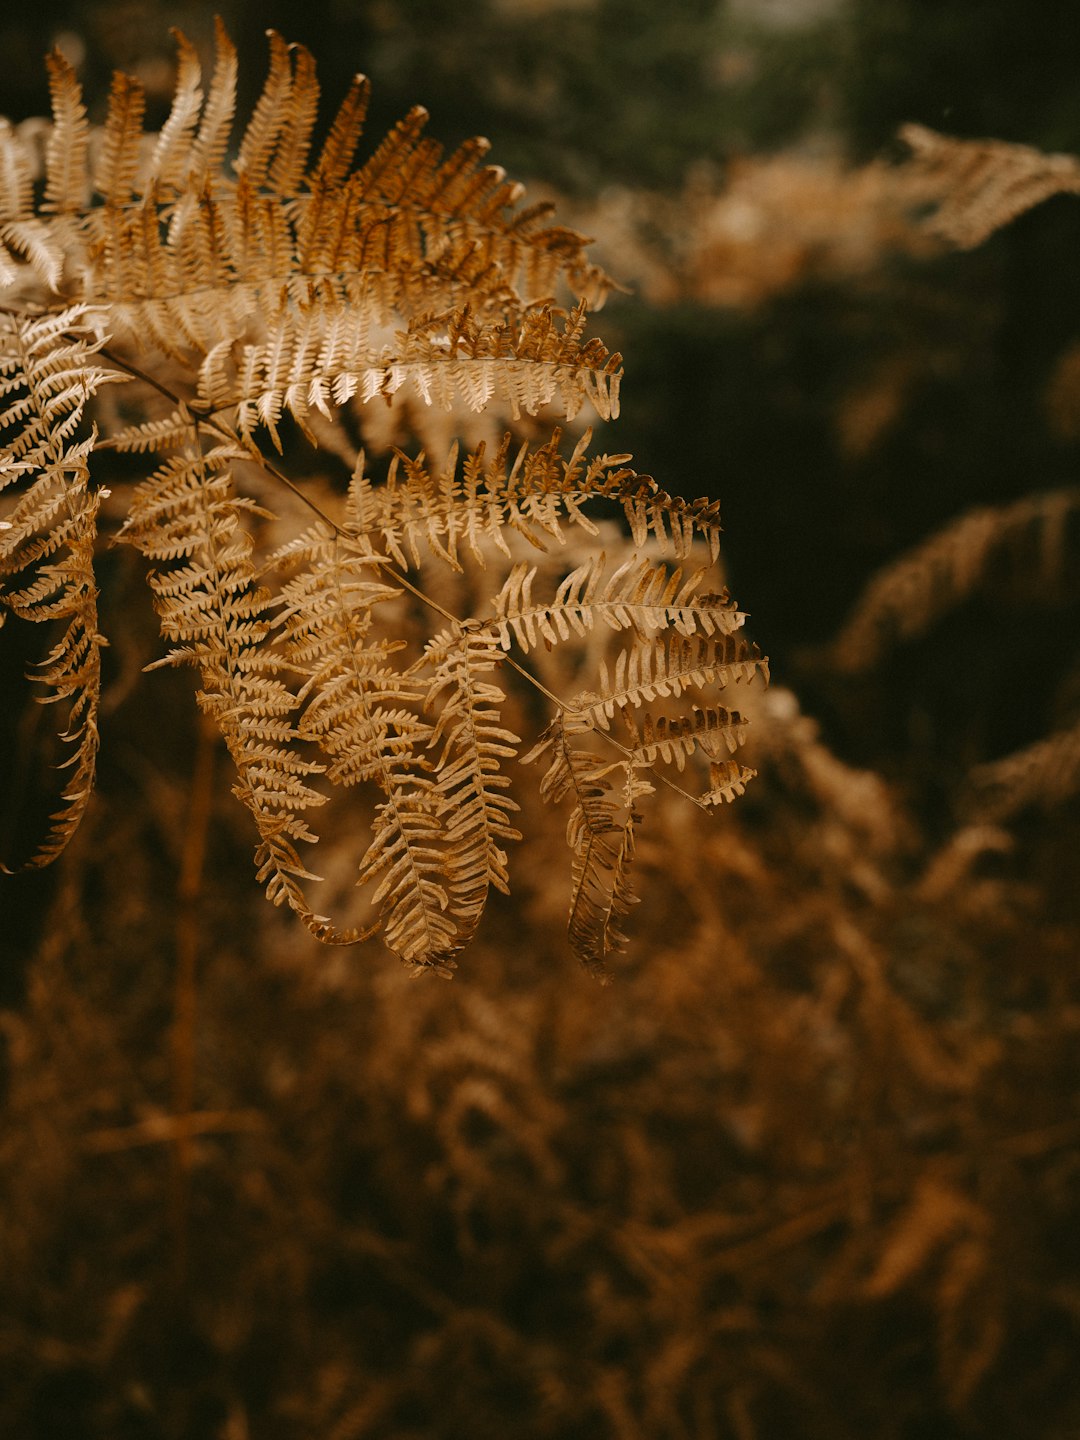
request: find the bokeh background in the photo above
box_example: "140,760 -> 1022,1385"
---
2,3 -> 1079,1437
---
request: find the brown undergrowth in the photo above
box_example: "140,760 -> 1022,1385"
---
2,660 -> 1078,1439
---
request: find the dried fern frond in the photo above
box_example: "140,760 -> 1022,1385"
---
42,48 -> 90,216
116,433 -> 335,937
623,704 -> 750,771
900,123 -> 1080,249
0,123 -> 63,291
572,632 -> 768,732
347,426 -> 724,581
0,22 -> 767,973
26,24 -> 611,324
353,763 -> 459,973
197,298 -> 621,447
492,552 -> 742,652
524,716 -> 652,980
0,306 -> 116,869
271,516 -> 459,959
347,427 -> 637,571
424,624 -> 522,950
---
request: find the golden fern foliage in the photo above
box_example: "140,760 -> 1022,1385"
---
0,306 -> 117,868
0,25 -> 767,974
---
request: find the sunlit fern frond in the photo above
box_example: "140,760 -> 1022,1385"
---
42,48 -> 91,216
26,25 -> 612,352
115,431 -> 336,936
272,517 -> 444,957
699,758 -> 757,807
96,70 -> 146,209
0,121 -> 63,291
272,525 -> 521,966
623,704 -> 751,771
571,632 -> 769,732
196,298 -> 621,448
491,551 -> 743,652
0,21 -> 767,974
344,428 -> 639,571
353,766 -> 459,974
345,427 -> 726,579
0,305 -> 114,869
272,523 -> 417,791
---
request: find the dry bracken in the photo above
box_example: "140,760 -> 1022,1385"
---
0,23 -> 767,975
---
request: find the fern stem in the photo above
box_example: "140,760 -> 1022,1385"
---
169,712 -> 216,1291
99,344 -> 186,407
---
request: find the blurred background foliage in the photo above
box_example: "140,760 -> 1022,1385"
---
2,2 -> 1080,1437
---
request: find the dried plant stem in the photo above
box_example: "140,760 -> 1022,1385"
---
169,714 -> 217,1289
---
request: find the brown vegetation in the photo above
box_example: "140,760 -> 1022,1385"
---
2,23 -> 1079,1440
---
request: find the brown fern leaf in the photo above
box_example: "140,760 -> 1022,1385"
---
700,758 -> 757,806
0,121 -> 62,290
622,487 -> 726,562
271,516 -> 439,955
524,717 -> 651,979
0,121 -> 34,228
270,45 -> 320,198
188,16 -> 239,184
346,427 -> 723,579
423,624 -> 522,948
572,632 -> 769,732
355,785 -> 459,975
901,123 -> 1080,249
42,49 -> 90,216
0,306 -> 115,870
96,70 -> 146,208
305,73 -> 371,195
968,717 -> 1080,820
569,760 -> 653,979
272,495 -> 522,965
235,30 -> 296,190
492,552 -> 742,652
145,28 -> 204,194
115,431 -> 336,937
0,23 -> 766,971
271,504 -> 479,967
624,704 -> 750,772
346,429 -> 644,571
196,298 -> 621,445
273,526 -> 419,791
30,22 -> 611,373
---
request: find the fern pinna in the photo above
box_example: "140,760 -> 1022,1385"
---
0,22 -> 767,976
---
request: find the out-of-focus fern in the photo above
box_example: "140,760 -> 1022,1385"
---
830,127 -> 1080,820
